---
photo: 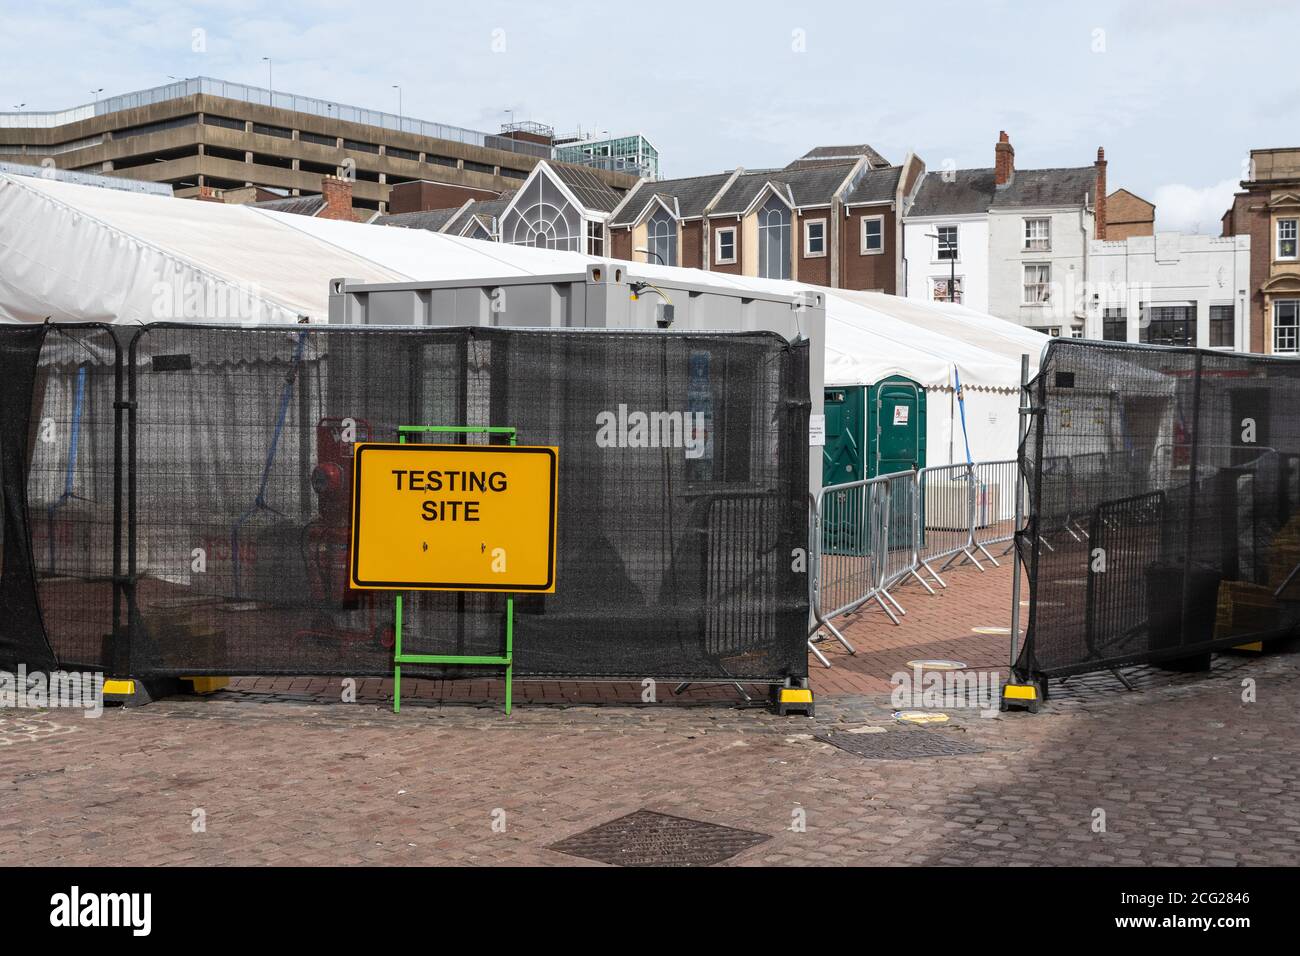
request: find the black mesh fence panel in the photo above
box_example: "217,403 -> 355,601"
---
29,326 -> 123,671
0,322 -> 809,685
0,323 -> 57,671
1017,339 -> 1300,679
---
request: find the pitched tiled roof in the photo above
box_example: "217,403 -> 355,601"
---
789,143 -> 890,168
374,207 -> 459,231
609,171 -> 735,226
468,193 -> 513,219
991,166 -> 1095,208
910,166 -> 1097,217
909,168 -> 998,217
250,194 -> 328,216
710,162 -> 857,215
374,191 -> 515,233
843,166 -> 903,205
548,162 -> 625,212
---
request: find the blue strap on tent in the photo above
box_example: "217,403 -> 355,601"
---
955,366 -> 973,465
231,331 -> 309,600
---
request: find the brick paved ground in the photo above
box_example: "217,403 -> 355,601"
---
3,549 -> 1298,867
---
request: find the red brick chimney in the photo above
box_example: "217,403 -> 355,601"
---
319,175 -> 355,221
994,131 -> 1015,186
1094,147 -> 1108,240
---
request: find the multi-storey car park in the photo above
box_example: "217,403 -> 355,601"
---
0,77 -> 637,213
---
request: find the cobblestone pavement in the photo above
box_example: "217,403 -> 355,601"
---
3,637 -> 1297,866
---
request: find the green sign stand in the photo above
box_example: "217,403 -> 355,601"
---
391,425 -> 518,715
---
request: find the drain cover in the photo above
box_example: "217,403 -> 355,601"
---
817,728 -> 986,760
549,809 -> 769,867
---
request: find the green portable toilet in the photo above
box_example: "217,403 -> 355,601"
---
823,386 -> 865,486
821,377 -> 926,555
823,376 -> 926,485
869,376 -> 926,476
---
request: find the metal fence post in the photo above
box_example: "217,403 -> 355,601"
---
1010,354 -> 1029,671
906,469 -> 936,594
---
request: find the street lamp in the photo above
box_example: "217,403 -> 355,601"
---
502,108 -> 517,152
635,246 -> 664,265
262,57 -> 272,98
11,103 -> 25,110
392,85 -> 402,127
89,88 -> 104,103
925,231 -> 958,303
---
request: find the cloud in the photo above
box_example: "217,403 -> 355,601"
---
1151,179 -> 1240,235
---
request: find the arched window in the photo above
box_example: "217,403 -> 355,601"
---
757,194 -> 791,279
645,206 -> 677,266
500,170 -> 583,251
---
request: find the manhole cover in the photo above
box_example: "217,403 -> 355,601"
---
548,809 -> 769,867
817,729 -> 986,760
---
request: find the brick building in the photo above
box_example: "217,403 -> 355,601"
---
1104,188 -> 1156,239
1222,148 -> 1300,354
604,145 -> 923,292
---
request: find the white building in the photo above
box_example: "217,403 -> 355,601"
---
1084,233 -> 1252,349
903,205 -> 990,313
903,132 -> 1105,336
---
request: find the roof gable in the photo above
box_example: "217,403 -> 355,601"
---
545,161 -> 625,213
788,144 -> 890,169
843,166 -> 903,206
711,162 -> 858,215
609,171 -> 736,226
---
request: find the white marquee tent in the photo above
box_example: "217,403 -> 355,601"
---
0,172 -> 1047,463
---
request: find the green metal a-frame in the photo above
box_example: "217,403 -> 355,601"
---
391,425 -> 518,715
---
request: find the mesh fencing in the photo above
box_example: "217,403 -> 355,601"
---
1,322 -> 810,685
1017,339 -> 1300,679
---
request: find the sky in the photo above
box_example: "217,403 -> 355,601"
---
1,0 -> 1294,234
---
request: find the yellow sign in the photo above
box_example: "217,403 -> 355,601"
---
349,443 -> 558,592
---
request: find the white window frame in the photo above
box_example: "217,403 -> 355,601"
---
934,224 -> 958,263
1024,217 -> 1051,252
1023,262 -> 1052,304
714,226 -> 737,265
1278,218 -> 1298,261
803,218 -> 827,258
860,215 -> 884,255
1275,300 -> 1300,354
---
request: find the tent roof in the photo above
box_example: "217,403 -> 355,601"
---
1,172 -> 1037,391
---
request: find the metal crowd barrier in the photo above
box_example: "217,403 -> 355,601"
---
809,458 -> 1019,667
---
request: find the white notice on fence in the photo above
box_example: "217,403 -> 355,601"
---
809,414 -> 826,446
893,405 -> 910,426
